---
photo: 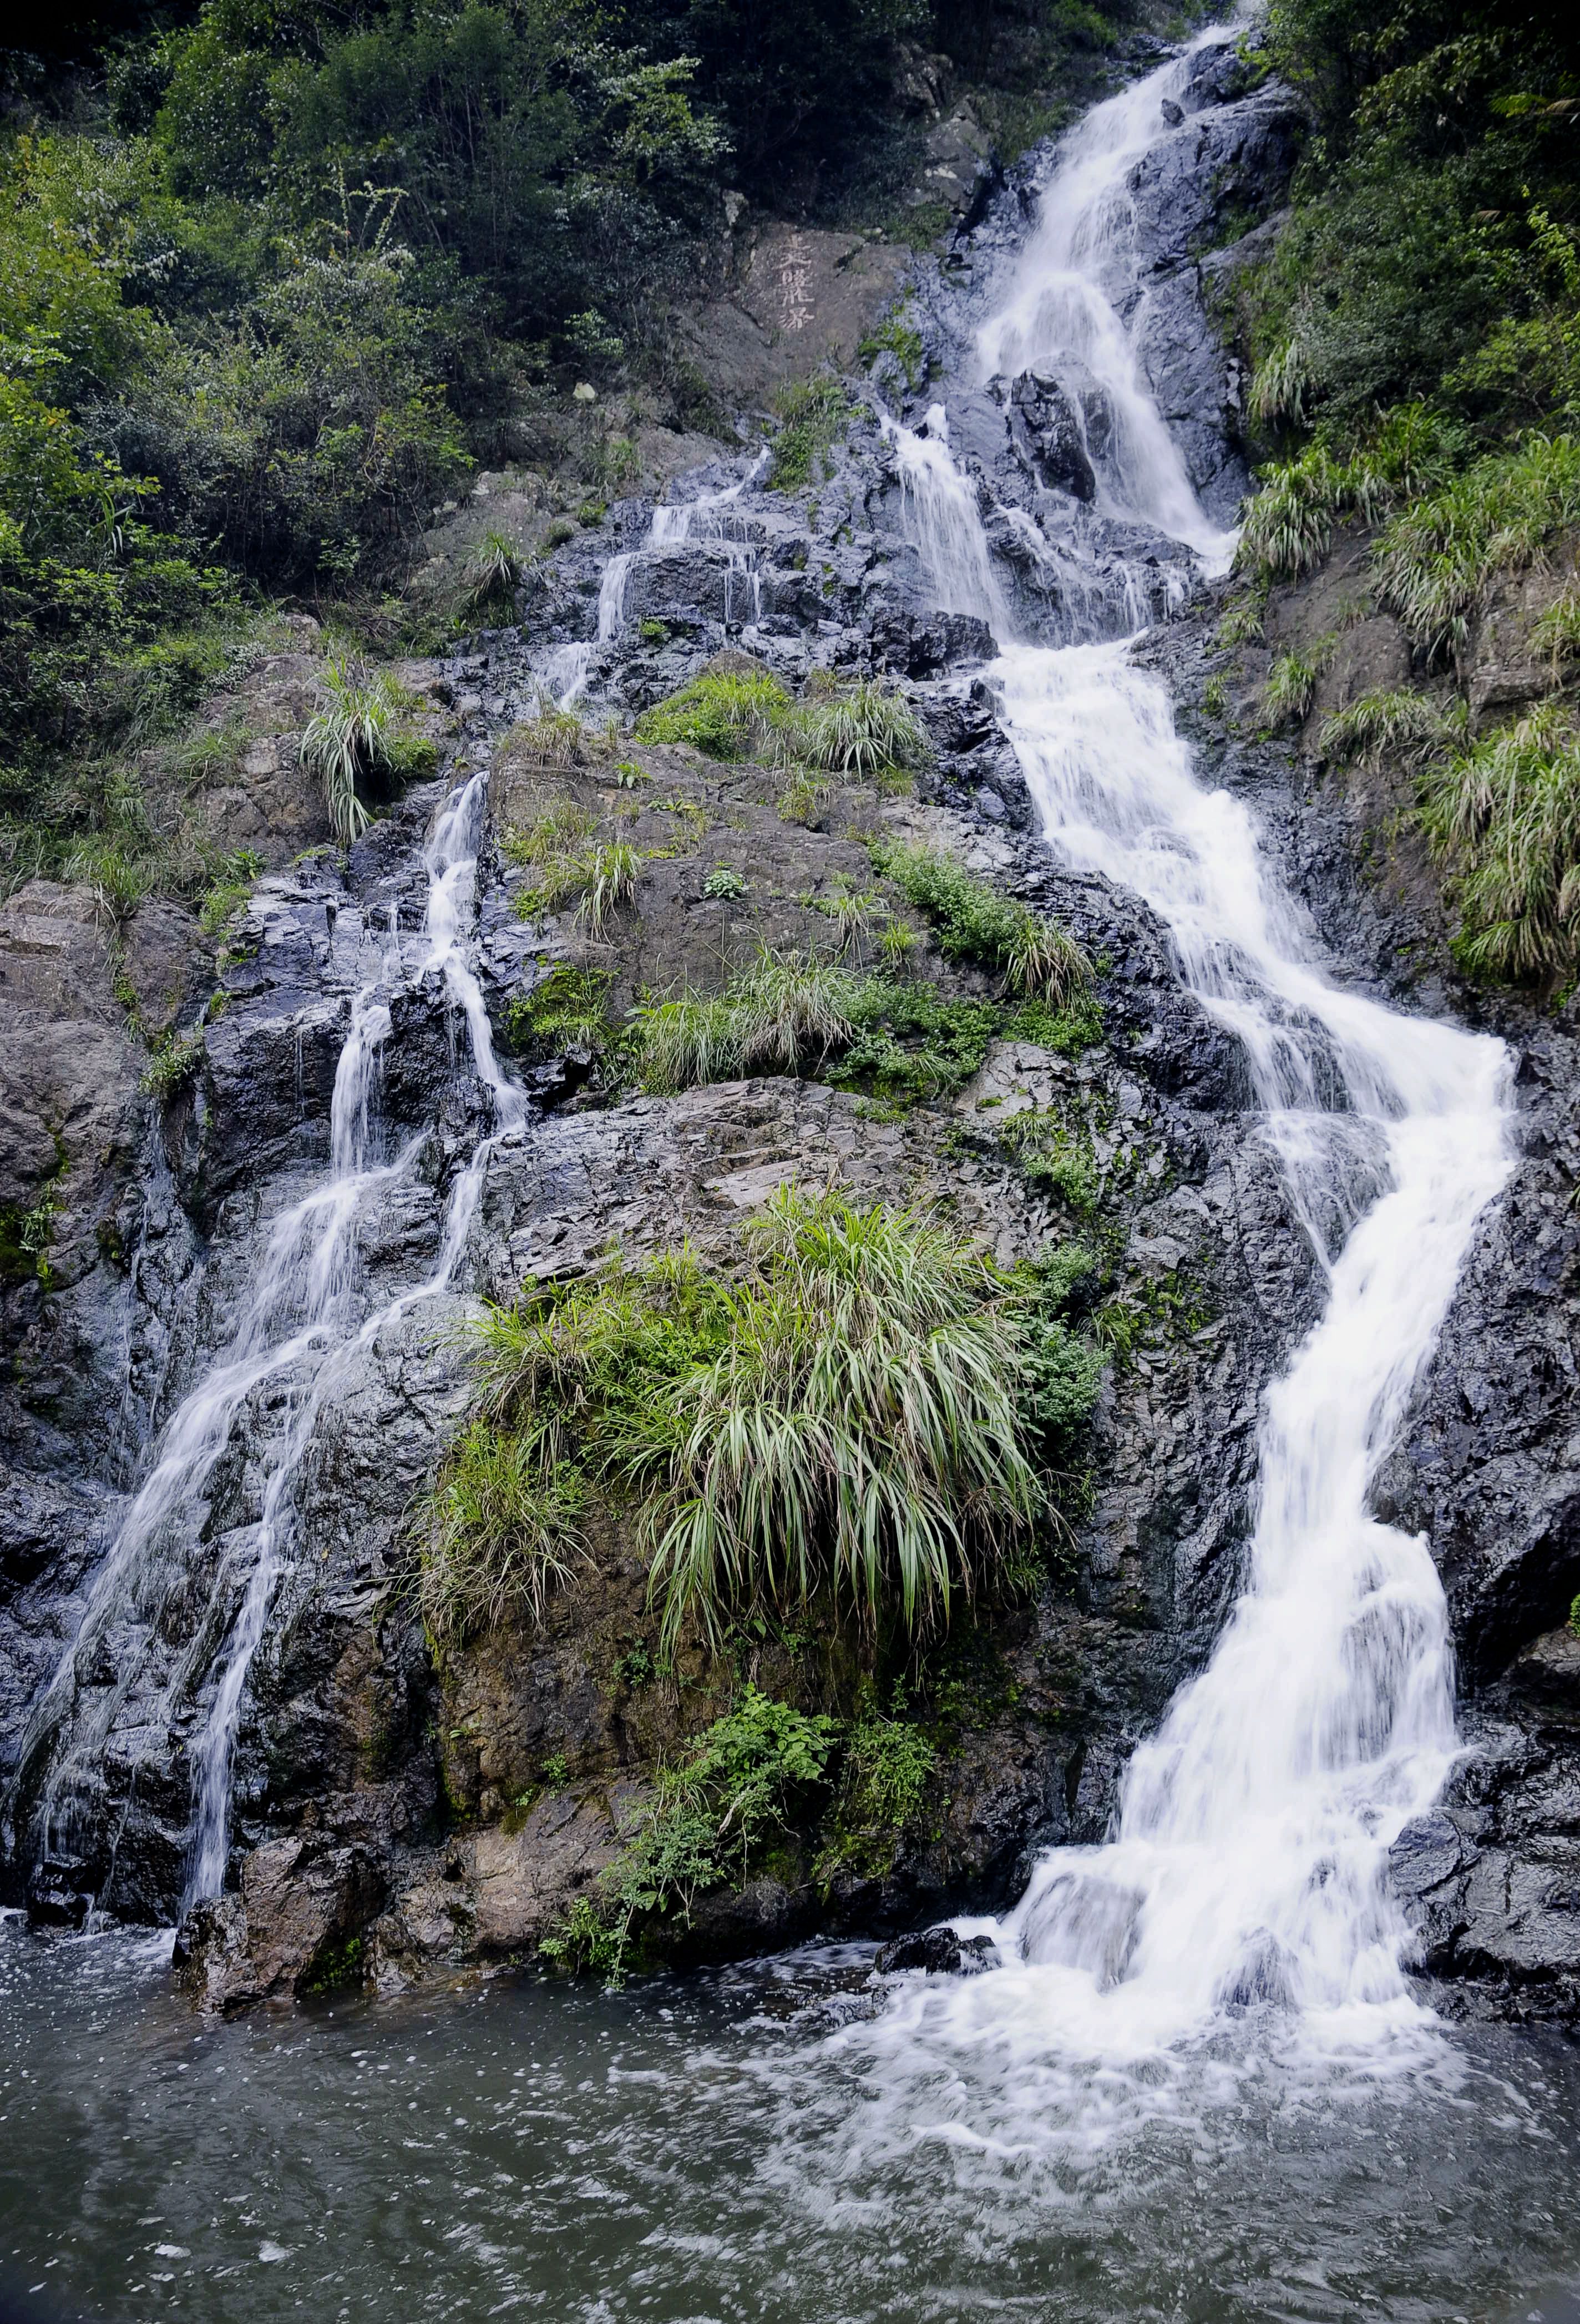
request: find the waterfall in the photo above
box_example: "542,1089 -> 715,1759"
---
879,28 -> 1513,2068
13,769 -> 523,1915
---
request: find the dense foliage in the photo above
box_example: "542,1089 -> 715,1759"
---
1237,0 -> 1580,987
419,1184 -> 1103,1654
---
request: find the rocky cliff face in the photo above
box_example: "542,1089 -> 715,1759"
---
12,24 -> 1578,2031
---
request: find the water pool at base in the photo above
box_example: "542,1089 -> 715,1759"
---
3,1921 -> 1577,2324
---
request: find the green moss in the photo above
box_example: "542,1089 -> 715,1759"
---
503,963 -> 616,1057
301,1934 -> 366,1997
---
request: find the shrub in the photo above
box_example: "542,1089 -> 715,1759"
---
141,1030 -> 204,1102
633,671 -> 789,760
1533,588 -> 1580,673
463,529 -> 521,616
418,1421 -> 588,1645
500,702 -> 602,776
541,1688 -> 839,1980
821,1688 -> 936,1879
504,964 -> 615,1056
576,839 -> 641,939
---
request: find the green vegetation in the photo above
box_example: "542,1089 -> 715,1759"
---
503,806 -> 640,933
1238,0 -> 1580,991
141,1031 -> 205,1103
794,681 -> 929,782
819,1686 -> 936,1877
858,309 -> 925,391
504,964 -> 617,1057
1318,687 -> 1465,771
1419,703 -> 1580,984
633,671 -> 790,758
1263,647 -> 1320,728
452,1186 -> 1103,1659
868,838 -> 1097,1019
540,1687 -> 839,1980
418,1420 -> 588,1646
631,948 -> 857,1090
769,376 -> 854,490
701,864 -> 747,899
301,662 -> 433,844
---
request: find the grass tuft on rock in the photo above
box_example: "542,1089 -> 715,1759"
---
450,1187 -> 1102,1661
633,671 -> 789,760
418,1421 -> 589,1645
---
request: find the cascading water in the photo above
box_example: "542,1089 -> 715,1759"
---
11,768 -> 523,1916
868,26 -> 1513,2094
553,448 -> 771,703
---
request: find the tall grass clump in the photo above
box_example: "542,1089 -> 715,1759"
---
1237,403 -> 1463,584
418,1420 -> 589,1643
633,671 -> 789,760
1418,703 -> 1580,983
1263,647 -> 1321,727
499,699 -> 604,776
467,1187 -> 1091,1658
631,948 -> 858,1091
792,682 -> 928,782
1319,687 -> 1466,769
300,661 -> 393,843
1375,434 -> 1580,658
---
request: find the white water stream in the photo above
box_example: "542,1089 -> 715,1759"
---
872,29 -> 1513,2093
551,449 -> 771,704
14,770 -> 522,1910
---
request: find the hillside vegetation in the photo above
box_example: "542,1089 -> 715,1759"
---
1231,0 -> 1580,987
0,0 -> 1178,900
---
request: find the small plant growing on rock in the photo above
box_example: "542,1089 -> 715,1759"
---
300,662 -> 389,843
634,671 -> 789,760
792,680 -> 928,782
541,1687 -> 839,1981
418,1420 -> 588,1644
869,838 -> 1096,1017
463,529 -> 521,616
702,864 -> 746,899
1318,686 -> 1464,770
1263,648 -> 1321,728
576,839 -> 641,940
612,760 -> 649,788
770,374 -> 853,489
141,1031 -> 205,1103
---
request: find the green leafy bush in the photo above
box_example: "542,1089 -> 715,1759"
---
541,1687 -> 839,1981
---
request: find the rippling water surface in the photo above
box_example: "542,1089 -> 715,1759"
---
3,1923 -> 1579,2323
